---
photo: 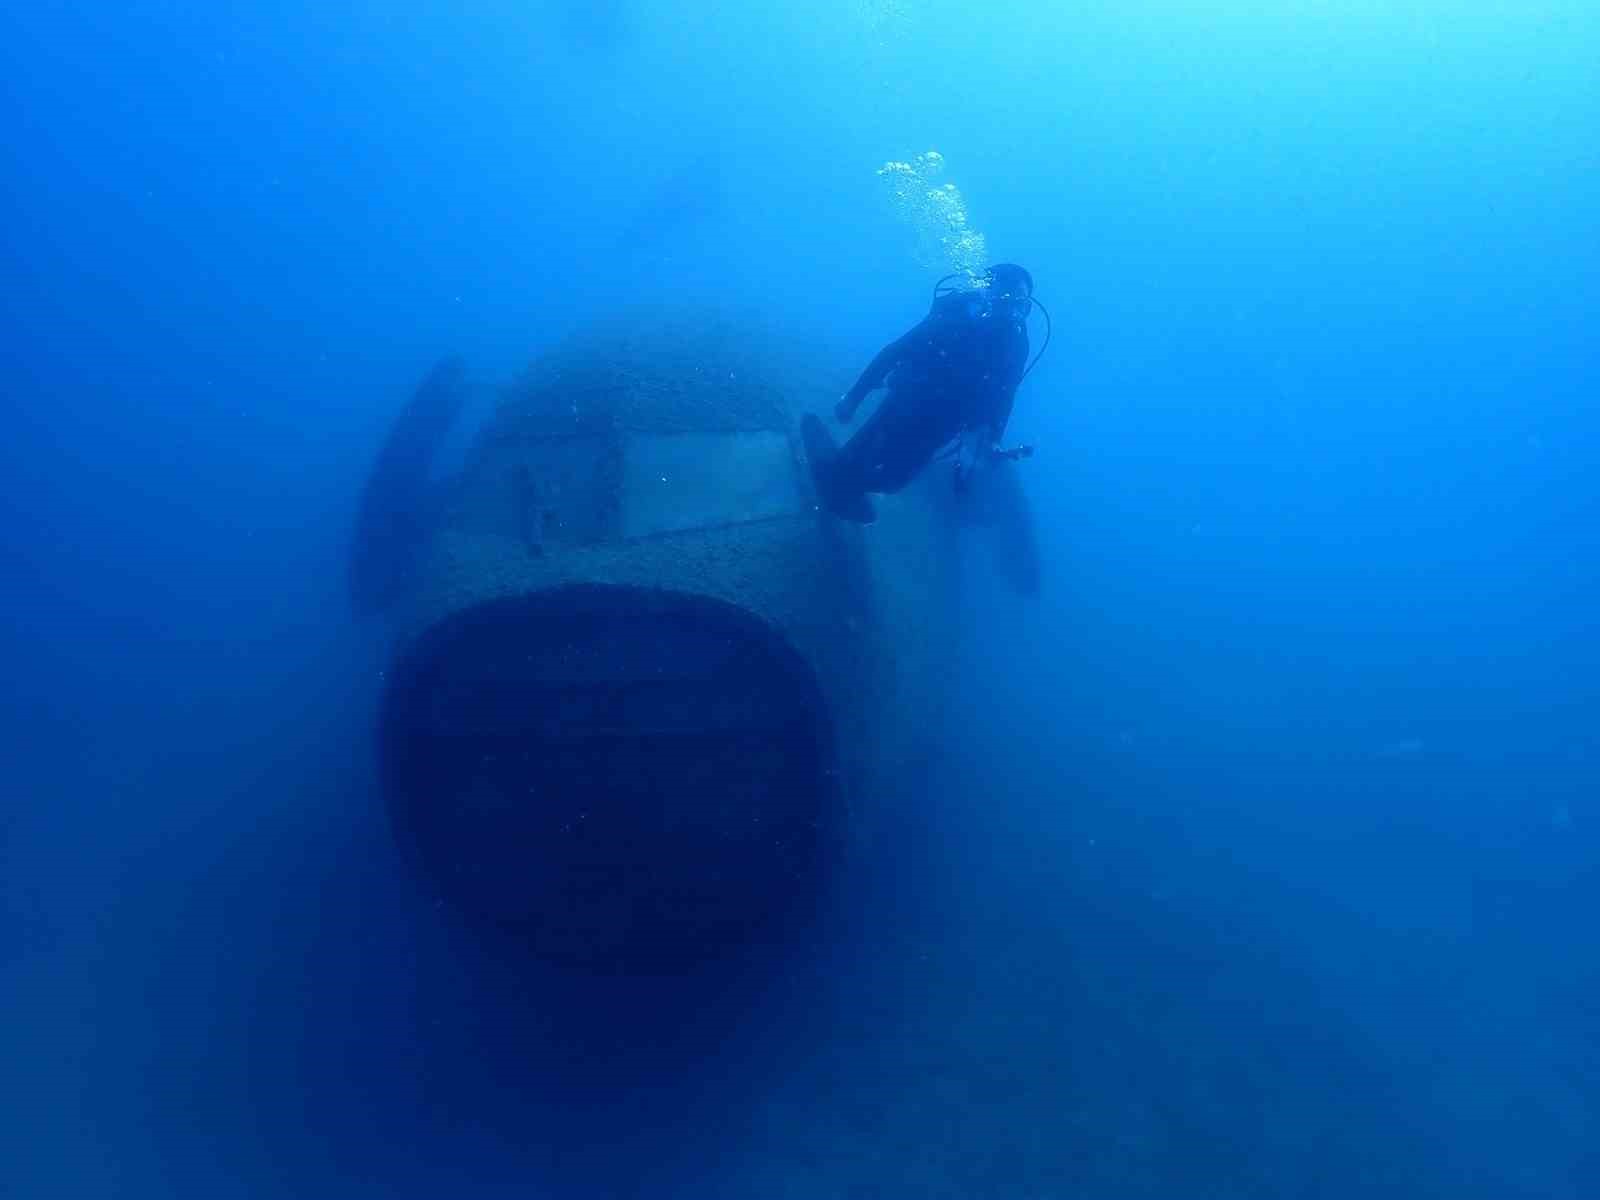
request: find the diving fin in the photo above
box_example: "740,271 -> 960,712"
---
801,413 -> 875,524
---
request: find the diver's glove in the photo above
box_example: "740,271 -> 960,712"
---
952,436 -> 1034,493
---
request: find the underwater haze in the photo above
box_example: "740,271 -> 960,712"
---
3,1 -> 1597,1196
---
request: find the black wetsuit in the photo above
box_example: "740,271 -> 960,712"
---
827,289 -> 1029,497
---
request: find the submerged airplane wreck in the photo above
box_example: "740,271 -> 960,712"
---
351,310 -> 1032,969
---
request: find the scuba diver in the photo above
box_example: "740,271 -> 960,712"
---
802,263 -> 1048,524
